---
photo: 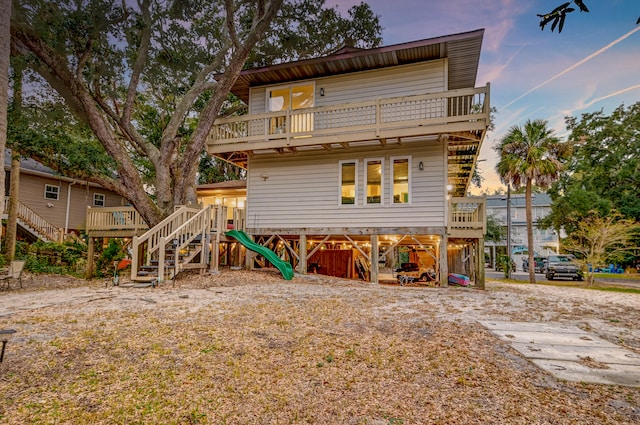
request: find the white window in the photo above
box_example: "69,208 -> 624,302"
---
365,158 -> 383,205
93,193 -> 105,207
391,156 -> 411,204
339,160 -> 358,206
45,184 -> 59,200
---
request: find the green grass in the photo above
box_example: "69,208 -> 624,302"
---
488,275 -> 640,294
592,272 -> 640,280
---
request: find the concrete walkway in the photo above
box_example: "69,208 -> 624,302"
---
480,321 -> 640,387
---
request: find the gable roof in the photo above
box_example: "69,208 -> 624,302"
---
229,28 -> 484,103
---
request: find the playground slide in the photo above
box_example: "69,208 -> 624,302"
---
226,229 -> 294,280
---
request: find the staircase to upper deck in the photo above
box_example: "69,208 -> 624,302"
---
130,205 -> 226,283
3,199 -> 63,242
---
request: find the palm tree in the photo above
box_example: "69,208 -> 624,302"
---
495,119 -> 571,284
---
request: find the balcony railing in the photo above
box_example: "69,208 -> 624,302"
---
5,199 -> 63,242
208,86 -> 489,152
449,197 -> 486,235
86,206 -> 149,236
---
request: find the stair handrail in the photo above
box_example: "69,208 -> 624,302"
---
131,205 -> 200,280
6,199 -> 63,242
156,205 -> 213,281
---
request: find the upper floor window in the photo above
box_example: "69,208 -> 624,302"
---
267,83 -> 315,134
365,158 -> 383,205
339,160 -> 357,205
45,184 -> 59,200
93,193 -> 105,207
391,156 -> 411,204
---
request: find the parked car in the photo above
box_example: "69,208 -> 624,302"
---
545,254 -> 583,281
522,256 -> 546,273
395,262 -> 436,285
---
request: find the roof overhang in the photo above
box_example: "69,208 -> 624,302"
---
229,28 -> 484,103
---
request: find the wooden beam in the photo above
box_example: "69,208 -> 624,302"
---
370,234 -> 379,283
277,235 -> 299,261
306,235 -> 331,259
298,234 -> 307,274
344,235 -> 369,260
439,235 -> 448,287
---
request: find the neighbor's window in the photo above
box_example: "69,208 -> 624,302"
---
44,184 -> 60,200
391,156 -> 411,204
93,193 -> 105,207
365,158 -> 383,205
340,160 -> 357,205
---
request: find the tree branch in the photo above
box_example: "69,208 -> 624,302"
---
122,0 -> 152,125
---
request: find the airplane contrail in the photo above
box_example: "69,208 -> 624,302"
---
501,26 -> 640,110
581,84 -> 640,109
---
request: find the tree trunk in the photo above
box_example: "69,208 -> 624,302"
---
6,154 -> 19,260
0,0 -> 12,252
525,181 -> 536,284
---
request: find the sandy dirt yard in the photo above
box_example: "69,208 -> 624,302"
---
1,270 -> 639,424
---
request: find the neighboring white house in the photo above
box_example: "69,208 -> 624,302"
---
485,193 -> 560,267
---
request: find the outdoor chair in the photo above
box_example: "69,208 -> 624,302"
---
0,260 -> 26,289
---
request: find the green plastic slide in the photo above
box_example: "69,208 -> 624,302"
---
226,229 -> 294,280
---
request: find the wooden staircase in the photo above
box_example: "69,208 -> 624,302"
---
3,199 -> 63,242
130,205 -> 224,283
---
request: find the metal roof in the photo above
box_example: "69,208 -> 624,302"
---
229,29 -> 484,103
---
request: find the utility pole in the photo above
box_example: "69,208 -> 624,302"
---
506,184 -> 512,279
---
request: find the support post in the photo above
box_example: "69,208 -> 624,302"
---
210,232 -> 220,273
298,234 -> 307,274
476,238 -> 485,290
370,234 -> 379,283
439,235 -> 448,286
86,237 -> 95,279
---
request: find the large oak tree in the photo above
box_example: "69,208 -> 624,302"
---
9,0 -> 381,226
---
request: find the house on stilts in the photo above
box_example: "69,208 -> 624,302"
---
85,28 -> 489,287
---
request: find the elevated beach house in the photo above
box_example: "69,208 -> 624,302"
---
205,29 -> 489,286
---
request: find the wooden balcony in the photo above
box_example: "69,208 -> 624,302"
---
448,196 -> 486,238
86,206 -> 149,237
208,86 -> 490,157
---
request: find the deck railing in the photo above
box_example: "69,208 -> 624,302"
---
130,205 -> 227,282
86,206 -> 148,235
450,197 -> 486,234
208,86 -> 489,150
5,199 -> 63,242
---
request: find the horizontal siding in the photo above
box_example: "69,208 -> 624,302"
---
246,140 -> 445,230
315,61 -> 445,107
12,173 -> 126,231
248,61 -> 445,113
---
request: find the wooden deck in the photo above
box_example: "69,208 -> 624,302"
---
449,197 -> 486,238
85,206 -> 149,237
209,87 -> 489,152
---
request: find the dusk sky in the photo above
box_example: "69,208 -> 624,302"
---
328,0 -> 640,193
